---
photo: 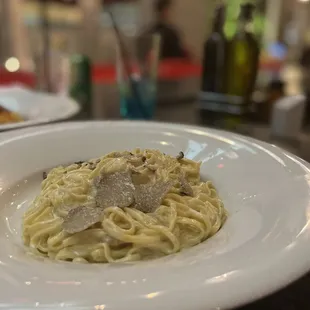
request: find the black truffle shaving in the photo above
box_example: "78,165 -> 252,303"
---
94,171 -> 135,209
134,180 -> 175,213
63,206 -> 105,234
87,162 -> 97,170
74,161 -> 85,167
176,152 -> 184,160
43,172 -> 47,180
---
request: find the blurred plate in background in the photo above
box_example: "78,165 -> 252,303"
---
0,86 -> 80,131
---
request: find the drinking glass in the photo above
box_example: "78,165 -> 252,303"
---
116,34 -> 160,120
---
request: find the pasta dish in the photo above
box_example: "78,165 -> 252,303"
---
22,149 -> 227,263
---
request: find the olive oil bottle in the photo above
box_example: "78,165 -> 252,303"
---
224,3 -> 260,127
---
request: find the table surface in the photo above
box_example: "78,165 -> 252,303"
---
1,101 -> 310,310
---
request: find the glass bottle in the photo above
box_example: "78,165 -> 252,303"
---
224,3 -> 260,127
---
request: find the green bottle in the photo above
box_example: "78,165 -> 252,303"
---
224,3 -> 260,128
69,54 -> 92,119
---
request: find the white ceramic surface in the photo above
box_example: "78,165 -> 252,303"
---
0,86 -> 80,130
0,121 -> 310,310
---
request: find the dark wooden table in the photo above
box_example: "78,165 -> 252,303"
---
238,273 -> 310,310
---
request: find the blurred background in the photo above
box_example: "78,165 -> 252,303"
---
2,0 -> 310,157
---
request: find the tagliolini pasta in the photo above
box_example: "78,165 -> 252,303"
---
22,149 -> 227,263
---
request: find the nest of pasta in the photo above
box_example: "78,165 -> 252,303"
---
22,149 -> 227,263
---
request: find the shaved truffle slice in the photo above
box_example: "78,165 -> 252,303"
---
63,206 -> 104,234
176,151 -> 184,160
43,172 -> 47,180
134,180 -> 174,213
94,171 -> 135,208
180,174 -> 194,197
74,161 -> 84,167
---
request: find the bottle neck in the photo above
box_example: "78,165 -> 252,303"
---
237,19 -> 253,34
212,20 -> 225,34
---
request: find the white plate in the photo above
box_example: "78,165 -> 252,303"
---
0,121 -> 310,310
0,86 -> 80,130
